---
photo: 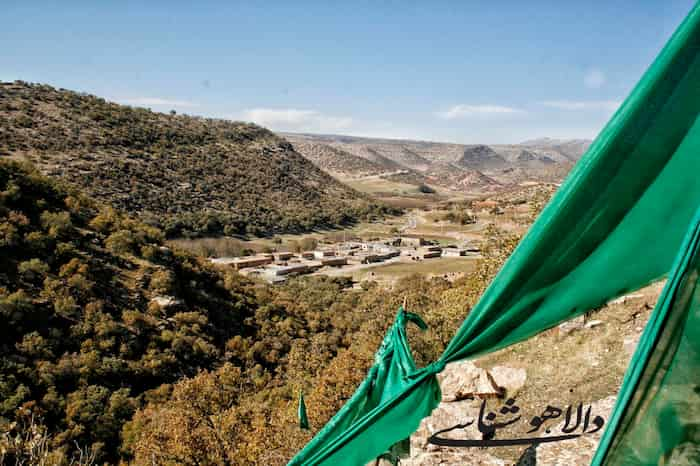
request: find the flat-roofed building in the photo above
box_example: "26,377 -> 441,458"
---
400,237 -> 427,247
264,263 -> 309,277
443,248 -> 467,257
321,257 -> 348,267
211,255 -> 273,270
421,249 -> 442,259
313,250 -> 336,259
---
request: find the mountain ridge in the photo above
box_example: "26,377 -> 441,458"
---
284,132 -> 591,192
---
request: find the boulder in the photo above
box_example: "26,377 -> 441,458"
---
439,361 -> 503,402
150,295 -> 183,308
489,366 -> 527,397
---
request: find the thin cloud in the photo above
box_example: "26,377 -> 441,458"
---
241,108 -> 353,132
584,69 -> 606,89
119,97 -> 200,108
436,104 -> 525,120
541,100 -> 621,111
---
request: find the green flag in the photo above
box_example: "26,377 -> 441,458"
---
298,390 -> 309,430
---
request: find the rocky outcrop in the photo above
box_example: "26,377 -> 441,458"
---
439,361 -> 504,401
404,363 -> 528,465
536,396 -> 616,466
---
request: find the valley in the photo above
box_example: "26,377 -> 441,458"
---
0,81 -> 648,466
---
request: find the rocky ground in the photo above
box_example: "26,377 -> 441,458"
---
379,282 -> 663,465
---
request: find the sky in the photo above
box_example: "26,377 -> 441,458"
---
1,1 -> 696,143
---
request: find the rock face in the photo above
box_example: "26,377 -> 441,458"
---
489,366 -> 527,397
439,361 -> 504,401
404,363 -> 528,465
536,396 -> 616,466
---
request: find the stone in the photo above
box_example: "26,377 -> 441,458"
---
584,319 -> 604,329
438,361 -> 503,402
608,293 -> 644,305
557,315 -> 585,336
489,366 -> 527,397
150,295 -> 183,308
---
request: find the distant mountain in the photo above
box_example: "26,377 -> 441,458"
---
284,132 -> 591,191
520,137 -> 592,161
0,81 -> 394,238
456,145 -> 508,171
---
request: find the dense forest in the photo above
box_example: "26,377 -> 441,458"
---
0,81 -> 397,238
0,159 -> 522,464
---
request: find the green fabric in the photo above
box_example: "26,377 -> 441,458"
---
288,310 -> 436,466
289,4 -> 700,465
591,211 -> 700,465
299,391 -> 309,430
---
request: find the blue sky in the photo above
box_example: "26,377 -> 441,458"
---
1,1 -> 696,143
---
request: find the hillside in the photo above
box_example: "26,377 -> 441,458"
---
0,159 -> 502,465
0,160 -> 421,464
282,138 -> 385,176
283,132 -> 591,194
0,82 -> 394,238
0,160 -> 262,462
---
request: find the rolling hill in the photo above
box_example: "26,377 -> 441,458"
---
0,81 -> 394,238
283,132 -> 591,194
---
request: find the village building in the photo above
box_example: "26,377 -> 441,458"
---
313,250 -> 336,259
210,255 -> 273,270
400,237 -> 427,247
275,251 -> 294,261
263,263 -> 309,278
320,257 -> 348,267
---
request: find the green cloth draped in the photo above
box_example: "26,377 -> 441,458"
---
591,211 -> 700,465
289,4 -> 700,465
299,391 -> 310,430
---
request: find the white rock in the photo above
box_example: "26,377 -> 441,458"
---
489,366 -> 527,397
557,315 -> 585,336
439,361 -> 503,402
608,293 -> 644,305
584,319 -> 604,329
150,295 -> 183,308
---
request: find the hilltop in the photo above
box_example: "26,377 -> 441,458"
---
0,81 -> 394,238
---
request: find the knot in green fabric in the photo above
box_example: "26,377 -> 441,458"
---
426,359 -> 446,374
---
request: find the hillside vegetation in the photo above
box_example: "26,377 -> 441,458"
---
0,160 -> 526,465
0,81 -> 395,238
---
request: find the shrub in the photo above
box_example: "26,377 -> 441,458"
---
18,258 -> 49,281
